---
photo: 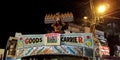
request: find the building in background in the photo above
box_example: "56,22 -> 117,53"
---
0,49 -> 4,60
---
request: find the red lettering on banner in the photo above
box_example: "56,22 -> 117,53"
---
25,38 -> 42,44
25,38 -> 29,44
78,37 -> 83,43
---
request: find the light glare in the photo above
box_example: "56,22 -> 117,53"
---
98,5 -> 106,13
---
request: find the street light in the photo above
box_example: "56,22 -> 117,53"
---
90,0 -> 110,59
95,5 -> 108,24
90,4 -> 109,40
84,16 -> 88,20
97,5 -> 107,13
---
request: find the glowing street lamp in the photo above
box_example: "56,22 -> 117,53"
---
89,0 -> 110,59
84,16 -> 88,20
97,5 -> 107,14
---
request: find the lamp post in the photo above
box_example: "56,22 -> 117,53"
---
90,0 -> 108,41
89,0 -> 109,60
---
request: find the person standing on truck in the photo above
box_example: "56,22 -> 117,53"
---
51,13 -> 66,33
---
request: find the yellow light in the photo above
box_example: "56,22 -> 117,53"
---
84,16 -> 88,19
98,5 -> 106,13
